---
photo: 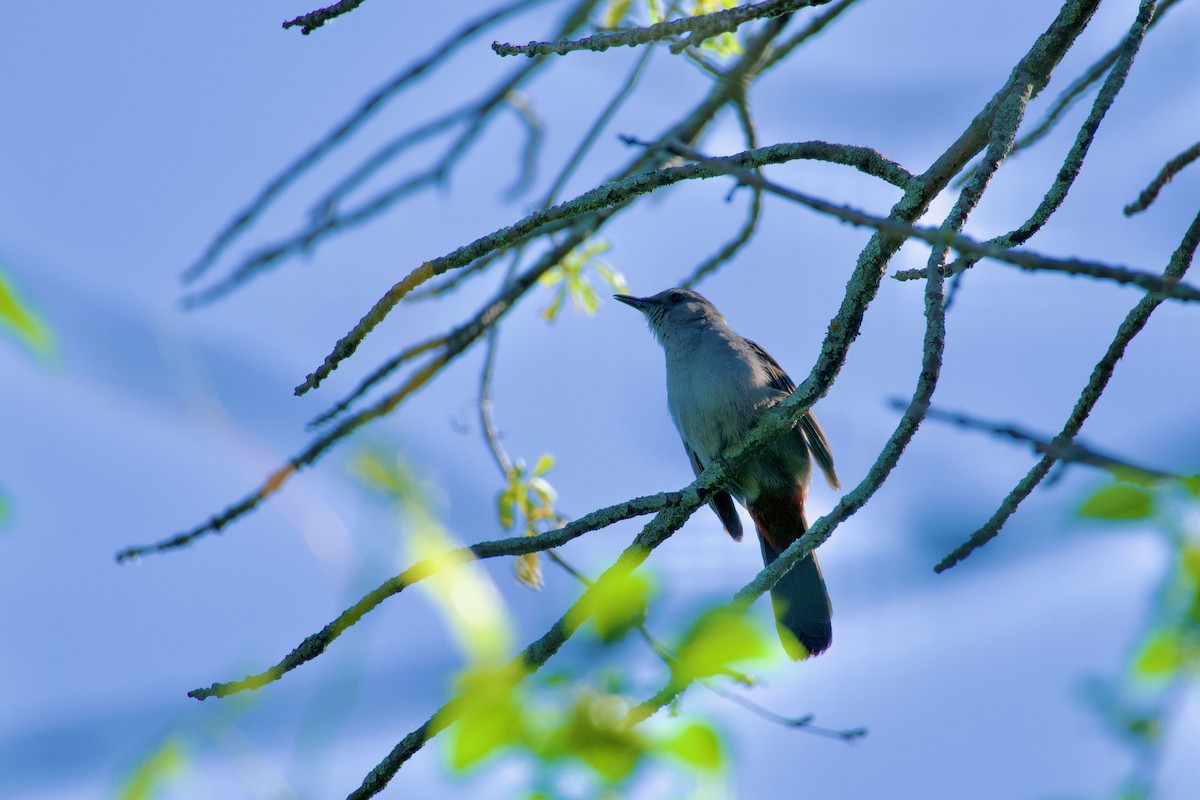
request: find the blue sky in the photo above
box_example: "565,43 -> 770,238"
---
2,1 -> 1198,798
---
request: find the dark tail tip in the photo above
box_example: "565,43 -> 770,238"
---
778,620 -> 832,660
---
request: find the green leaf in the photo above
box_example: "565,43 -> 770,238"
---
0,487 -> 10,529
661,722 -> 723,771
0,266 -> 55,359
700,32 -> 742,57
542,286 -> 565,322
593,262 -> 630,294
568,571 -> 653,642
515,552 -> 544,590
118,737 -> 187,800
672,608 -> 771,685
1078,483 -> 1155,521
1182,544 -> 1200,586
441,664 -> 526,771
1133,629 -> 1184,678
349,448 -> 423,506
1179,474 -> 1200,497
528,476 -> 557,506
602,0 -> 633,29
498,486 -> 517,530
533,453 -> 555,476
559,692 -> 645,782
571,278 -> 600,315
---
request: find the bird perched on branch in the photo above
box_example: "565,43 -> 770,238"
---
615,288 -> 840,658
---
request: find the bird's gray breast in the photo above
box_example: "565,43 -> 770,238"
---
665,334 -> 776,466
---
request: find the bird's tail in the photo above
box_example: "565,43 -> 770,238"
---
750,499 -> 833,659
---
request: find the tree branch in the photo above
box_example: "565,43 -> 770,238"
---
896,400 -> 1186,482
187,491 -> 676,700
493,0 -> 827,57
292,139 -> 916,396
935,204 -> 1200,572
283,0 -> 368,34
1124,139 -> 1200,216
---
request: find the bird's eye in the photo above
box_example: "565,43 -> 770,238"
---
668,292 -> 684,304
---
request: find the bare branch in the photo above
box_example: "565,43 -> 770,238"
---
185,0 -> 549,284
121,16 -> 797,561
283,0 -> 368,34
493,0 -> 828,57
1008,0 -> 1183,158
292,139 -> 916,396
896,400 -> 1185,482
1125,140 -> 1200,216
908,0 -> 1161,284
640,137 -> 1200,303
936,205 -> 1200,572
187,491 -> 675,700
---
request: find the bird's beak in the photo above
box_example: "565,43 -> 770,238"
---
614,294 -> 655,312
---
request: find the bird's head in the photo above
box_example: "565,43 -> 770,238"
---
614,288 -> 724,345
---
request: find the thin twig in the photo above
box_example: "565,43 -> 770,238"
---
935,205 -> 1200,572
622,0 -> 1097,728
493,0 -> 826,57
186,0 -> 549,283
635,137 -> 1200,304
905,0 -> 1162,284
283,0 -> 368,34
1125,140 -> 1200,216
187,492 -> 677,700
895,400 -> 1185,482
292,139 -> 916,396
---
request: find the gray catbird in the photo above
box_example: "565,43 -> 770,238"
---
615,288 -> 840,658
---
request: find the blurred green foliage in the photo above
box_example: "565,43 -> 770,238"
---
0,264 -> 55,359
538,240 -> 628,322
351,444 -> 736,799
117,737 -> 187,800
1076,471 -> 1200,799
498,453 -> 560,589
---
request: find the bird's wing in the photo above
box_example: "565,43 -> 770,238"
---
685,443 -> 743,541
745,338 -> 840,490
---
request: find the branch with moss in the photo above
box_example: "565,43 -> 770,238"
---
187,490 -> 679,700
187,0 -> 552,287
291,139 -> 916,396
493,0 -> 827,57
1124,139 -> 1200,216
282,0 -> 369,35
903,0 -> 1159,286
120,18 -> 804,562
343,5 -> 1105,792
936,204 -> 1200,572
639,136 -> 1200,305
896,400 -> 1188,483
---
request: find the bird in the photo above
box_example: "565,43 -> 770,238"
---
615,288 -> 840,658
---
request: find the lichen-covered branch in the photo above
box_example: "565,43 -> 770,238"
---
493,0 -> 826,57
648,137 -> 1200,303
120,16 -> 801,562
935,205 -> 1200,572
897,0 -> 1160,284
187,491 -> 675,700
186,0 -> 549,284
902,401 -> 1186,482
292,139 -> 916,396
1124,139 -> 1200,216
1007,0 -> 1182,158
282,0 -> 368,35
